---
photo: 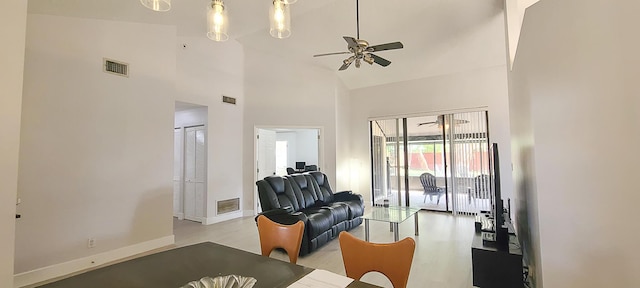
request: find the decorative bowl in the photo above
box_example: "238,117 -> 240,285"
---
180,275 -> 257,288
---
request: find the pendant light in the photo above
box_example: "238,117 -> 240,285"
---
207,0 -> 229,42
140,0 -> 171,12
269,0 -> 291,39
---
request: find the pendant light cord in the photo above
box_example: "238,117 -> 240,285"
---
356,0 -> 360,39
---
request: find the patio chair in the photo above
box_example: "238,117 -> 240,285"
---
468,174 -> 490,203
420,172 -> 444,204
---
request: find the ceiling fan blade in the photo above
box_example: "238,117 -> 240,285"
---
343,36 -> 358,48
313,51 -> 352,57
370,53 -> 391,67
417,122 -> 437,127
369,42 -> 404,52
339,61 -> 353,71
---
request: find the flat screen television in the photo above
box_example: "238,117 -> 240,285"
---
491,143 -> 509,247
295,161 -> 306,170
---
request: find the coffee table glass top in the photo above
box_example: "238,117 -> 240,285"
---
362,206 -> 421,223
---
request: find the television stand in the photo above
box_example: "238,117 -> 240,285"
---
471,214 -> 523,288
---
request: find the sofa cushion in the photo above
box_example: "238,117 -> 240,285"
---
307,172 -> 334,202
288,174 -> 318,209
337,200 -> 364,219
307,171 -> 364,219
301,207 -> 334,238
324,202 -> 350,223
257,176 -> 300,211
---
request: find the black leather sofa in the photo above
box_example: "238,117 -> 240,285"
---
256,171 -> 364,256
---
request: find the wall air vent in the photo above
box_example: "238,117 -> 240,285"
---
222,96 -> 236,105
103,58 -> 129,77
217,198 -> 240,214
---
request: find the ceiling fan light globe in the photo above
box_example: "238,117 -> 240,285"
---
363,54 -> 374,64
270,0 -> 291,39
343,55 -> 356,65
207,0 -> 228,42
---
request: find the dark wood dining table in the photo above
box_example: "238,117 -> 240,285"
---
39,241 -> 380,288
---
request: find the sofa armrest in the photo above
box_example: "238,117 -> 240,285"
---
333,191 -> 363,204
256,208 -> 308,225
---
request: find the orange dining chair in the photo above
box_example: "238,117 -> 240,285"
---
256,215 -> 305,264
338,231 -> 416,288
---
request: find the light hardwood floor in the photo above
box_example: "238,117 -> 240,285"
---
174,211 -> 475,288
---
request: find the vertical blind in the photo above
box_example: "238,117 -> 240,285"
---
446,111 -> 490,215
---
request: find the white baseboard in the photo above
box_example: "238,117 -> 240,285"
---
203,211 -> 243,225
14,235 -> 175,288
173,212 -> 185,220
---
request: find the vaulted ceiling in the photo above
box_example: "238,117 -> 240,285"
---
28,0 -> 507,89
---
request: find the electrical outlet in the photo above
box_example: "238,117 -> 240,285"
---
87,238 -> 96,248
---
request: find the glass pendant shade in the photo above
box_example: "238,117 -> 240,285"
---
140,0 -> 171,12
269,0 -> 291,39
207,0 -> 229,42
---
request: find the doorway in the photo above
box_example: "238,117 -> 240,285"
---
254,127 -> 322,214
370,111 -> 491,214
174,102 -> 208,223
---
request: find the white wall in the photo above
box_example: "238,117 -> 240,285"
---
0,1 -> 27,287
335,80 -> 352,192
507,39 -> 540,288
16,14 -> 176,281
510,0 -> 640,286
276,129 -> 319,169
295,130 -> 319,167
175,36 -> 245,222
349,66 -> 513,205
505,0 -> 541,68
243,48 -> 339,212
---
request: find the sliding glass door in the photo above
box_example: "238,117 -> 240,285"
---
370,119 -> 405,207
370,111 -> 491,214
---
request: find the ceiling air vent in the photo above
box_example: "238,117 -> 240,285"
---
103,58 -> 129,77
222,96 -> 236,105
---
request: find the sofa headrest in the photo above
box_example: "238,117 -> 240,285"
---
289,174 -> 309,189
309,171 -> 325,186
265,176 -> 286,194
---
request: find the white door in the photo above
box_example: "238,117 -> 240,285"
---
275,141 -> 288,176
256,129 -> 277,213
173,128 -> 184,219
184,126 -> 206,222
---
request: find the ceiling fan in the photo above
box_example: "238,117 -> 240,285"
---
417,115 -> 470,127
313,0 -> 404,71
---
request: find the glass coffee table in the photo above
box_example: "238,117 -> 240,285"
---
362,206 -> 421,242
